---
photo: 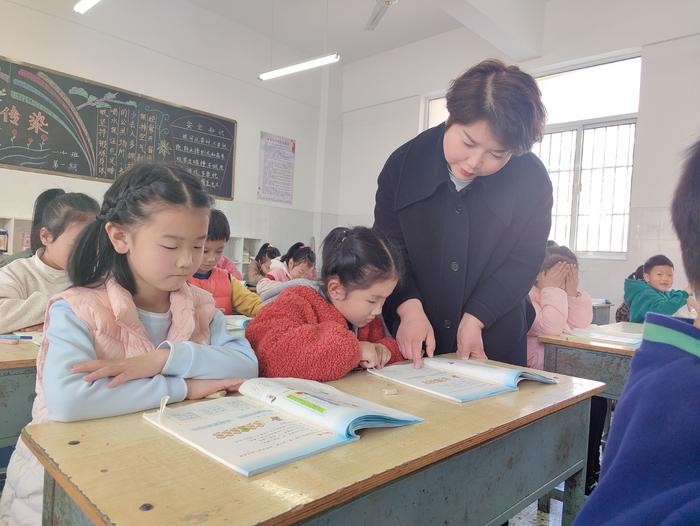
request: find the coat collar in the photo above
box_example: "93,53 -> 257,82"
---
105,277 -> 196,344
395,122 -> 517,226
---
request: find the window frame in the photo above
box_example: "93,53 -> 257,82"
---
543,113 -> 637,259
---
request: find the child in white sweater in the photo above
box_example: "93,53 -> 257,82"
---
0,191 -> 99,333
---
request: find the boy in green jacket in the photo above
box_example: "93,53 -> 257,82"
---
623,255 -> 694,322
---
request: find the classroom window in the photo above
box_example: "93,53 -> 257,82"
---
532,121 -> 636,254
534,57 -> 640,256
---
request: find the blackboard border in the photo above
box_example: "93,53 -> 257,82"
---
0,55 -> 237,201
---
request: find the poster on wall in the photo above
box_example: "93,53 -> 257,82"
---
258,131 -> 295,204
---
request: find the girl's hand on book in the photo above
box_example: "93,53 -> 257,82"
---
457,313 -> 487,360
72,349 -> 170,387
359,341 -> 381,369
396,299 -> 436,368
185,378 -> 245,400
373,343 -> 392,369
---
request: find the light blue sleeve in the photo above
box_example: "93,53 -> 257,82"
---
160,309 -> 258,380
43,301 -> 187,422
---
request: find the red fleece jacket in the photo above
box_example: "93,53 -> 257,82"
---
245,285 -> 403,381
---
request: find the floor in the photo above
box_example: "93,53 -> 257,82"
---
511,499 -> 564,525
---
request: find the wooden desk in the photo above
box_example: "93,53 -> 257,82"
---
0,342 -> 37,449
540,322 -> 642,400
23,359 -> 603,526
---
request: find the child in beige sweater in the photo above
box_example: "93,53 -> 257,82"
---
0,191 -> 98,333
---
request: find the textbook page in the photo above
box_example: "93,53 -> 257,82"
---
238,377 -> 421,437
143,395 -> 348,477
368,358 -> 556,403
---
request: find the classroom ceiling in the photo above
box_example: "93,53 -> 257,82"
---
187,0 -> 463,63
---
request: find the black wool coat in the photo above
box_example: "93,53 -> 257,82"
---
374,123 -> 553,366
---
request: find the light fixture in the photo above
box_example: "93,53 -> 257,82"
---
258,53 -> 341,81
73,0 -> 103,14
365,0 -> 399,31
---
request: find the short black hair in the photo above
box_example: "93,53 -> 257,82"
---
540,244 -> 577,272
672,139 -> 700,287
254,243 -> 280,263
643,255 -> 674,274
208,209 -> 230,241
321,226 -> 403,291
31,190 -> 99,252
445,59 -> 546,155
281,242 -> 316,266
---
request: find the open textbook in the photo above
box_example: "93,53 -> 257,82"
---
143,377 -> 421,476
368,357 -> 556,403
564,323 -> 642,346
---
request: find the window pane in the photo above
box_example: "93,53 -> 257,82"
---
537,57 -> 641,125
532,130 -> 577,246
427,97 -> 448,128
576,123 -> 635,253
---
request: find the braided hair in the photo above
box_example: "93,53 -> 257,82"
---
69,163 -> 212,292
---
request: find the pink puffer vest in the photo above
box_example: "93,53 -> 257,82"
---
32,278 -> 215,423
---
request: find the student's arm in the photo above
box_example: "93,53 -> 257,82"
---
255,276 -> 277,295
245,291 -> 361,382
529,287 -> 570,337
643,289 -> 690,316
246,260 -> 263,286
567,290 -> 594,329
43,301 -> 188,422
364,317 -> 403,363
230,277 -> 263,317
0,270 -> 50,333
161,310 -> 258,380
464,188 -> 552,328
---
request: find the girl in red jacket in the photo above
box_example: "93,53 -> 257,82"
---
246,226 -> 404,381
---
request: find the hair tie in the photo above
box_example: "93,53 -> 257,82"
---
96,209 -> 116,223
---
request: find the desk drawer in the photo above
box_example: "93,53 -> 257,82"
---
544,346 -> 631,399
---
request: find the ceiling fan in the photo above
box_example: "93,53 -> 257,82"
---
364,0 -> 399,31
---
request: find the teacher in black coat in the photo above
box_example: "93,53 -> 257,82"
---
374,60 -> 552,367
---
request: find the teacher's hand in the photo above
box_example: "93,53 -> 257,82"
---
396,299 -> 436,368
457,313 -> 487,360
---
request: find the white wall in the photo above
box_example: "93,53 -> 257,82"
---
333,0 -> 700,309
0,0 -> 330,253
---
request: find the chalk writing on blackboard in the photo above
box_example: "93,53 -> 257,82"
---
0,56 -> 236,199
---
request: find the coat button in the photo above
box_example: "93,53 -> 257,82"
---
443,319 -> 452,329
450,261 -> 459,272
455,207 -> 463,214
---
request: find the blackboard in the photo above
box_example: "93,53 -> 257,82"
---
0,57 -> 236,199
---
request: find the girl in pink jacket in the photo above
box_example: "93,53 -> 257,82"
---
527,244 -> 593,369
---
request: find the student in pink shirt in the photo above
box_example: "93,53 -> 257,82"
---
527,242 -> 605,494
527,243 -> 592,369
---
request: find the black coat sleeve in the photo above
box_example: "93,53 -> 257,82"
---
373,147 -> 422,308
464,186 -> 553,328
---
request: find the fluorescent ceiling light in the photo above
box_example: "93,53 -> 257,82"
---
258,53 -> 340,81
74,0 -> 103,14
